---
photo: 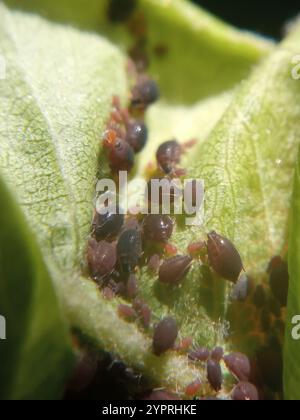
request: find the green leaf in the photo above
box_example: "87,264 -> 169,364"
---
5,0 -> 273,103
0,176 -> 74,400
284,149 -> 300,400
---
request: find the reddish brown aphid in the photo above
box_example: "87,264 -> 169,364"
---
176,336 -> 193,351
163,243 -> 178,256
153,317 -> 178,356
125,119 -> 148,153
117,228 -> 142,273
224,352 -> 251,381
185,380 -> 202,397
118,304 -> 136,321
207,231 -> 243,283
104,129 -> 135,172
148,254 -> 161,273
231,382 -> 259,401
131,76 -> 160,109
143,214 -> 174,242
87,239 -> 116,280
133,298 -> 151,328
188,347 -> 210,362
126,273 -> 138,298
211,347 -> 224,362
156,140 -> 182,174
159,255 -> 192,285
207,360 -> 223,392
187,241 -> 206,258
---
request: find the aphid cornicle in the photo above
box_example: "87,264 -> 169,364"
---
131,76 -> 160,109
87,239 -> 117,279
159,255 -> 193,285
207,231 -> 243,283
92,205 -> 124,241
143,214 -> 174,242
156,140 -> 182,174
153,317 -> 178,356
117,228 -> 142,273
125,120 -> 148,153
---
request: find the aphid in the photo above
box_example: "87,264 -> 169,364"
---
187,241 -> 206,258
143,214 -> 174,242
87,239 -> 117,280
126,273 -> 138,298
230,273 -> 250,302
133,298 -> 151,328
118,304 -> 136,321
156,140 -> 182,174
256,340 -> 283,391
131,76 -> 160,109
92,205 -> 124,241
67,352 -> 98,392
185,380 -> 201,397
153,317 -> 178,356
231,382 -> 259,401
188,347 -> 210,362
207,231 -> 243,283
102,286 -> 115,300
117,228 -> 142,273
253,284 -> 266,308
104,130 -> 135,172
176,336 -> 193,351
211,347 -> 224,362
268,256 -> 289,307
224,352 -> 251,381
148,254 -> 161,273
125,119 -> 148,153
207,360 -> 222,392
107,0 -> 137,23
159,255 -> 193,285
163,243 -> 178,256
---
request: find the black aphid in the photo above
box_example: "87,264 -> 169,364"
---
156,140 -> 181,174
117,229 -> 142,273
92,205 -> 124,241
268,256 -> 289,307
231,382 -> 259,401
131,77 -> 160,109
125,120 -> 148,153
153,317 -> 178,356
188,347 -> 210,362
224,352 -> 251,381
207,360 -> 222,392
207,231 -> 243,283
87,239 -> 116,279
107,0 -> 137,23
143,214 -> 174,242
159,255 -> 192,284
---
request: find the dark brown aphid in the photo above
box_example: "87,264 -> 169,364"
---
125,119 -> 148,153
207,360 -> 222,392
185,380 -> 201,397
207,231 -> 243,283
92,205 -> 124,241
231,382 -> 259,401
118,304 -> 136,321
211,347 -> 224,362
132,298 -> 151,328
153,317 -> 178,356
159,255 -> 192,285
230,273 -> 250,302
143,214 -> 174,242
156,140 -> 182,174
107,0 -> 137,23
224,352 -> 251,381
268,256 -> 289,307
252,284 -> 266,308
188,347 -> 210,362
104,130 -> 135,172
67,352 -> 98,393
131,76 -> 160,109
117,228 -> 142,273
126,273 -> 138,298
87,239 -> 116,280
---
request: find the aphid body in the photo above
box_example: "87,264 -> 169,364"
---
153,317 -> 178,356
224,352 -> 251,381
104,130 -> 135,172
87,239 -> 116,279
156,140 -> 182,174
92,205 -> 124,241
159,255 -> 192,285
143,214 -> 173,242
125,119 -> 148,153
231,382 -> 259,401
207,360 -> 222,392
131,76 -> 160,109
207,231 -> 243,283
117,228 -> 142,273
